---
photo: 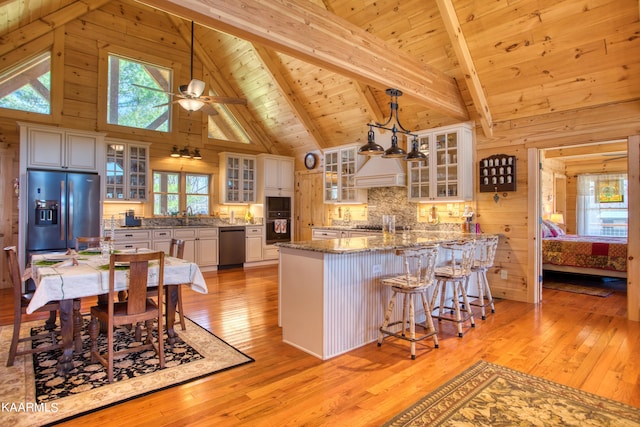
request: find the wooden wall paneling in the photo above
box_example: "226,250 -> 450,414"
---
628,135 -> 639,321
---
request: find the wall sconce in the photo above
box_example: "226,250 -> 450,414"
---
170,145 -> 180,157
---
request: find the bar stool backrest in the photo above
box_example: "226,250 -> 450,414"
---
474,235 -> 499,269
438,240 -> 476,278
396,245 -> 440,288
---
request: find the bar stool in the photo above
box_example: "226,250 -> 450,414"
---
378,245 -> 440,359
431,239 -> 476,338
468,235 -> 499,320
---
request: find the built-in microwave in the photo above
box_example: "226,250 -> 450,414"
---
266,196 -> 291,219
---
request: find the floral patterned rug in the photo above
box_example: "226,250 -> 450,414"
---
0,316 -> 254,426
384,360 -> 640,426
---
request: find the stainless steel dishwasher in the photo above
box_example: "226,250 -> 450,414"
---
218,226 -> 246,269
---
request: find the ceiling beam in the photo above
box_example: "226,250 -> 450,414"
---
137,0 -> 470,122
169,15 -> 278,153
0,0 -> 111,57
252,44 -> 324,152
436,0 -> 493,137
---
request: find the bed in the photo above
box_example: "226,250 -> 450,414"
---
542,231 -> 628,278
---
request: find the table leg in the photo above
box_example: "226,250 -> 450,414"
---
57,299 -> 75,376
165,285 -> 178,345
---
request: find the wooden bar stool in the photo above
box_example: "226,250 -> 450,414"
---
378,244 -> 440,359
431,239 -> 476,338
468,235 -> 499,320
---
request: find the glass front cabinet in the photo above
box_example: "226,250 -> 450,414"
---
104,139 -> 149,201
219,152 -> 256,204
323,144 -> 366,203
408,122 -> 474,202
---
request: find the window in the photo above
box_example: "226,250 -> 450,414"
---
0,51 -> 51,114
153,171 -> 210,216
107,54 -> 172,132
576,173 -> 628,237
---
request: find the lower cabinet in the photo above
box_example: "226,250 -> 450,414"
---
173,227 -> 219,271
151,229 -> 173,254
112,229 -> 151,250
245,226 -> 264,262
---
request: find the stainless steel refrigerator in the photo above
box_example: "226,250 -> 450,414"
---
26,169 -> 101,255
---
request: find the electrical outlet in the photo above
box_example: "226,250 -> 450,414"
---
500,269 -> 508,280
373,264 -> 382,274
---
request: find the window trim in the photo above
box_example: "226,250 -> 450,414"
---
152,170 -> 211,217
97,44 -> 186,141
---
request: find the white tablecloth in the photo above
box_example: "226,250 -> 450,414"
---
27,249 -> 207,314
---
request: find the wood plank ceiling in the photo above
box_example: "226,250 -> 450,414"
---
0,0 -> 638,158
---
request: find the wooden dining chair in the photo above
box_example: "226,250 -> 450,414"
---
88,251 -> 166,383
4,246 -> 81,367
147,238 -> 187,330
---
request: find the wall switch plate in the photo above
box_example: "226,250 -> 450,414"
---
500,269 -> 508,280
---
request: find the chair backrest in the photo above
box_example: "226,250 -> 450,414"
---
76,236 -> 102,251
108,251 -> 165,316
3,246 -> 23,304
474,235 -> 499,269
439,239 -> 476,277
169,238 -> 185,259
396,244 -> 440,288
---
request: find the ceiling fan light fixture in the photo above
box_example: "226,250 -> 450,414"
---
177,98 -> 205,111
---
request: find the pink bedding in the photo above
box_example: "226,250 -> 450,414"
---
542,235 -> 627,273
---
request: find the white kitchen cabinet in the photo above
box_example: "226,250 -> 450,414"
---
19,122 -> 105,171
104,138 -> 150,202
219,152 -> 256,204
245,226 -> 264,262
323,145 -> 366,204
173,227 -> 218,271
258,154 -> 294,197
408,122 -> 474,202
151,229 -> 173,254
111,229 -> 151,251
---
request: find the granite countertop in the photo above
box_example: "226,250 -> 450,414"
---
278,231 -> 485,254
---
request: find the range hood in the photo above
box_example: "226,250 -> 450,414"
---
354,127 -> 406,188
354,156 -> 406,188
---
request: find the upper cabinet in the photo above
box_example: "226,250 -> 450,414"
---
104,139 -> 149,202
257,154 -> 294,198
323,144 -> 367,204
219,152 -> 256,204
19,122 -> 105,172
408,122 -> 474,202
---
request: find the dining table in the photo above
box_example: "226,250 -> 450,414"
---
27,248 -> 208,376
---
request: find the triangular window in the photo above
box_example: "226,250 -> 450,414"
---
206,89 -> 250,144
0,51 -> 51,114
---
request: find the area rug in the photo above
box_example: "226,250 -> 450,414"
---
0,316 -> 254,426
543,281 -> 613,297
384,360 -> 640,426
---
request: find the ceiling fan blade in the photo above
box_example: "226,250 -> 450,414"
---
201,95 -> 247,105
131,83 -> 176,96
199,103 -> 219,116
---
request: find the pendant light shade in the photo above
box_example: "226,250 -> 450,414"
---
357,126 -> 385,155
405,136 -> 427,162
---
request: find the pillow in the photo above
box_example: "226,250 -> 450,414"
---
543,220 -> 565,237
541,221 -> 553,238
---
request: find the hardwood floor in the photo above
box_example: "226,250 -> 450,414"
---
2,265 -> 638,426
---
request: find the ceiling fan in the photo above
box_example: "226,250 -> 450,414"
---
137,21 -> 246,115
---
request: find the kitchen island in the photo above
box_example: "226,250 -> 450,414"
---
277,232 -> 483,360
